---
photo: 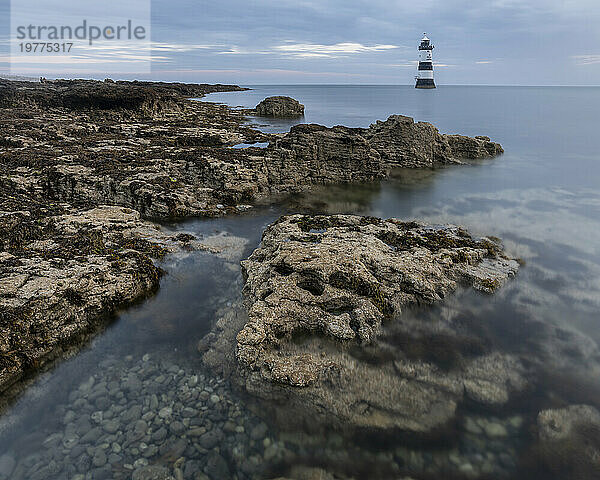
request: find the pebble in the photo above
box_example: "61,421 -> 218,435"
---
80,427 -> 102,444
133,458 -> 149,469
199,431 -> 221,449
483,422 -> 508,438
508,416 -> 523,429
464,417 -> 483,435
170,421 -> 185,435
250,422 -> 269,440
158,407 -> 172,419
92,449 -> 107,468
62,433 -> 79,449
152,427 -> 168,442
0,353 -> 523,480
91,411 -> 103,424
132,465 -> 171,480
206,451 -> 229,478
103,420 -> 119,434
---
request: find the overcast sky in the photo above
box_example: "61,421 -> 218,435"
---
1,0 -> 600,85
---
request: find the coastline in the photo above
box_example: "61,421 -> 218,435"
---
0,79 -> 503,399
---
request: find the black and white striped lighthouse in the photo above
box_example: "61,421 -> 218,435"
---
415,33 -> 435,89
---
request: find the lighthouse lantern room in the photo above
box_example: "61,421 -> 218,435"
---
415,33 -> 436,89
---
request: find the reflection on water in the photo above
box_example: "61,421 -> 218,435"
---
1,86 -> 600,479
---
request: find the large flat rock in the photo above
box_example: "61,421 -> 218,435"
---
204,214 -> 525,435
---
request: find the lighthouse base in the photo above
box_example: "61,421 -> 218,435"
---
415,78 -> 436,89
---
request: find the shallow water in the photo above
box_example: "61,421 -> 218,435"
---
1,86 -> 599,479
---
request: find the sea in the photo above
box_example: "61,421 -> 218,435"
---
0,85 -> 599,480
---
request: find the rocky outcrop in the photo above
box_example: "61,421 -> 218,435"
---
365,115 -> 504,167
255,96 -> 305,117
203,215 -> 524,435
0,205 -> 242,395
263,115 -> 504,179
263,124 -> 385,189
0,79 -> 246,111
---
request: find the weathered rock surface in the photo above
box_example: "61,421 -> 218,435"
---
264,124 -> 385,189
1,81 -> 503,221
0,204 -> 240,395
537,404 -> 600,442
203,214 -> 525,434
365,115 -> 504,167
255,96 -> 305,117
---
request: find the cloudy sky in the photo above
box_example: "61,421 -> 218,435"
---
1,0 -> 600,85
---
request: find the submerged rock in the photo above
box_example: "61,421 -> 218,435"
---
255,96 -> 305,117
520,405 -> 600,479
204,214 -> 524,435
132,465 -> 175,480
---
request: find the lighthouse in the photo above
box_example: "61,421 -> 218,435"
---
415,33 -> 435,89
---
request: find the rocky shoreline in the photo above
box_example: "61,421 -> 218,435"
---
0,79 -> 505,397
1,79 -> 600,479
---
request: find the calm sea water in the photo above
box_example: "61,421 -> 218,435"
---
1,86 -> 599,480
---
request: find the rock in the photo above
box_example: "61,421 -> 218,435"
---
62,433 -> 80,449
124,373 -> 142,391
132,465 -> 175,480
205,451 -> 230,479
365,115 -> 503,167
92,448 -> 107,468
158,407 -> 172,419
0,454 -> 16,480
199,430 -> 222,449
482,422 -> 508,438
91,411 -> 104,424
80,427 -> 102,444
266,124 -> 385,190
255,96 -> 305,117
103,419 -> 120,434
519,405 -> 600,478
537,404 -> 600,442
250,422 -> 269,440
204,214 -> 524,435
133,458 -> 150,469
152,427 -> 168,442
169,421 -> 185,435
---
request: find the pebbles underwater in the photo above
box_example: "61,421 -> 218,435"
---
0,354 -> 276,480
0,349 -> 532,480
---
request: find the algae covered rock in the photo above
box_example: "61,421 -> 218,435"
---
204,214 -> 524,435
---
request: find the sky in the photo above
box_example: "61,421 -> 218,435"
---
1,0 -> 600,85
